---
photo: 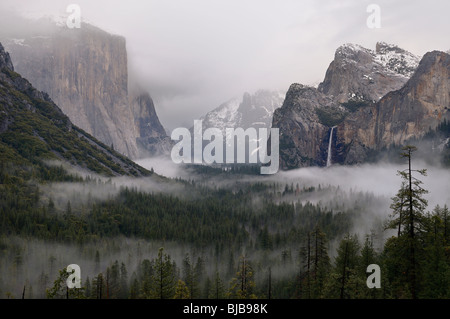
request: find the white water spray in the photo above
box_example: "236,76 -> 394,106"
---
326,126 -> 336,167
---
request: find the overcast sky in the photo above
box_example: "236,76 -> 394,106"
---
2,0 -> 450,130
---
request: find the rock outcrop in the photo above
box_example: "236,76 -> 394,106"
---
3,18 -> 169,159
336,50 -> 450,164
272,84 -> 343,168
318,42 -> 419,103
0,42 -> 151,177
199,89 -> 285,134
193,89 -> 285,164
272,43 -> 449,169
130,91 -> 173,157
0,43 -> 14,71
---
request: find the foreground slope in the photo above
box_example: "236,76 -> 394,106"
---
0,43 -> 150,177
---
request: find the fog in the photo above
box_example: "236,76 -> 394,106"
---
276,161 -> 450,209
1,0 -> 449,298
136,156 -> 450,211
2,156 -> 448,298
1,0 -> 449,130
0,236 -> 207,298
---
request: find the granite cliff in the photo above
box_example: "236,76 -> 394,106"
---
272,43 -> 449,169
3,18 -> 170,159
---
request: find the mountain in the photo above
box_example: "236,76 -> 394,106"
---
199,90 -> 285,133
2,17 -> 170,159
318,42 -> 420,103
0,42 -> 150,177
273,43 -> 448,169
272,84 -> 343,168
335,50 -> 450,164
188,90 -> 285,165
130,91 -> 173,157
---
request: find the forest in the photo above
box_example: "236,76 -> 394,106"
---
0,144 -> 449,299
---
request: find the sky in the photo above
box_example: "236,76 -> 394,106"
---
1,0 -> 450,130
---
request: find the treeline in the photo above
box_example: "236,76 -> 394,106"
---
0,170 -> 357,249
1,145 -> 449,298
1,196 -> 449,299
41,201 -> 449,299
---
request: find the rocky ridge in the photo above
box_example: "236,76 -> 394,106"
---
2,17 -> 170,160
273,42 -> 449,169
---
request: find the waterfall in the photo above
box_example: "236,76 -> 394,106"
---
326,126 -> 336,167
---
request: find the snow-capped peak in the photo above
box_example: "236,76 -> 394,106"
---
335,42 -> 420,79
199,90 -> 286,134
374,42 -> 420,78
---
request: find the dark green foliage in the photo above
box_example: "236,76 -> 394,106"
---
0,74 -> 150,178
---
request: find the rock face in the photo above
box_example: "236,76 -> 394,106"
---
130,92 -> 173,157
0,42 -> 150,177
273,42 -> 449,169
199,89 -> 285,133
2,18 -> 169,159
318,42 -> 420,103
272,84 -> 342,169
194,89 -> 285,163
336,51 -> 450,164
0,43 -> 14,71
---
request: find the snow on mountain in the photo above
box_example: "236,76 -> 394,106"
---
319,42 -> 421,103
200,98 -> 242,133
337,42 -> 420,79
374,42 -> 420,78
199,89 -> 286,133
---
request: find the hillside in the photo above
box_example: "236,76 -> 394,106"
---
0,42 -> 150,178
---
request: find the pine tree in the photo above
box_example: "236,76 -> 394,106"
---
209,271 -> 226,299
93,273 -> 105,299
138,259 -> 154,298
386,145 -> 428,298
151,247 -> 177,299
296,226 -> 330,298
358,235 -> 384,299
228,255 -> 257,299
311,226 -> 331,298
182,254 -> 198,298
325,234 -> 361,299
46,268 -> 85,299
119,262 -> 128,299
173,280 -> 190,299
84,276 -> 91,299
420,205 -> 450,298
129,274 -> 140,299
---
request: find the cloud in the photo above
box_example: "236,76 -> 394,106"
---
1,0 -> 449,130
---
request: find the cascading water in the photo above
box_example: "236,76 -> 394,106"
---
326,126 -> 336,167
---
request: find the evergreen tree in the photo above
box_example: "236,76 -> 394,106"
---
296,226 -> 330,298
129,274 -> 140,299
209,271 -> 226,299
325,234 -> 361,299
46,268 -> 85,299
139,259 -> 154,298
386,145 -> 428,298
119,262 -> 128,299
84,276 -> 91,299
151,247 -> 177,299
182,254 -> 199,298
173,280 -> 190,299
420,206 -> 450,298
93,273 -> 105,299
228,255 -> 257,299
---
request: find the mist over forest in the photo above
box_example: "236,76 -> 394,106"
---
2,150 -> 449,299
0,1 -> 449,302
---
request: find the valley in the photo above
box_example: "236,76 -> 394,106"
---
0,4 -> 449,302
